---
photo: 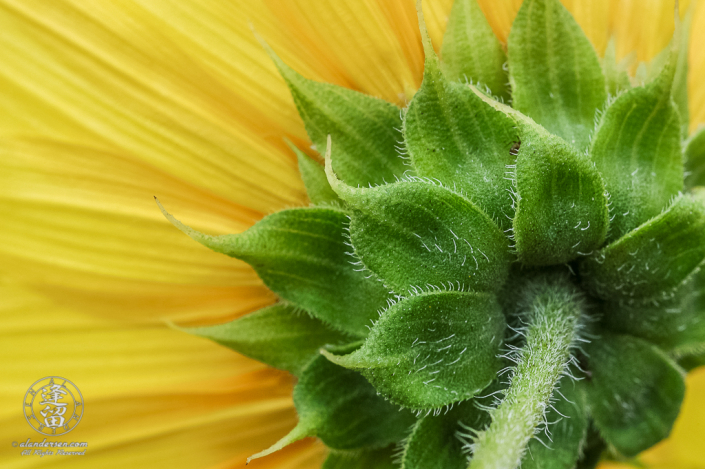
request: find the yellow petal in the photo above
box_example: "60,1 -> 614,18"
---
476,0 -> 523,44
0,285 -> 324,468
0,0 -> 306,214
423,0 -> 455,51
0,138 -> 277,323
561,0 -> 611,55
610,0 -> 692,63
257,0 -> 424,103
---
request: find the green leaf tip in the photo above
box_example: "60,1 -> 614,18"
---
184,303 -> 354,376
159,195 -> 390,338
467,85 -> 610,265
415,0 -> 436,69
580,191 -> 705,302
155,197 -> 225,252
259,31 -> 407,187
441,0 -> 509,100
405,42 -> 518,232
246,420 -> 315,465
589,41 -> 683,241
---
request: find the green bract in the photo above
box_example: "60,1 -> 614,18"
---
160,0 -> 705,468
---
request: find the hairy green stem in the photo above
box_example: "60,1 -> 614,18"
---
469,276 -> 584,469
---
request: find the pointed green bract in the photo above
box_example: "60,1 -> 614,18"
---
685,128 -> 705,188
323,448 -> 397,469
602,39 -> 631,96
508,0 -> 606,150
185,303 -> 352,376
248,355 -> 416,463
521,378 -> 588,469
324,291 -> 505,410
405,35 -> 518,231
441,0 -> 508,100
494,107 -> 608,265
266,44 -> 407,186
583,333 -> 685,457
580,191 -> 705,302
327,171 -> 511,295
401,400 -> 488,469
159,202 -> 389,337
469,89 -> 609,265
514,120 -> 609,265
589,53 -> 682,241
292,143 -> 342,205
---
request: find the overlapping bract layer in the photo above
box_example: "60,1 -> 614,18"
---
163,0 -> 705,468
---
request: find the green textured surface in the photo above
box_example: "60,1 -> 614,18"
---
521,378 -> 588,469
268,45 -> 407,186
508,0 -> 606,150
164,206 -> 390,337
584,333 -> 685,458
406,30 -> 517,231
589,53 -> 682,241
298,355 -> 415,449
600,269 -> 705,354
685,129 -> 705,189
441,0 -> 509,99
401,400 -> 489,469
511,115 -> 609,265
328,173 -> 511,296
580,191 -> 705,302
186,303 -> 353,376
325,291 -> 505,410
322,447 -> 397,469
469,275 -> 584,469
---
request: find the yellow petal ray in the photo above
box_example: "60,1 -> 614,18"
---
476,0 -> 523,44
376,0 -> 425,95
610,0 -> 692,64
0,286 -> 265,399
0,0 -> 306,214
689,0 -> 705,130
258,0 -> 424,103
560,0 -> 611,55
423,0 -> 455,51
0,285 -> 325,468
0,139 -> 279,323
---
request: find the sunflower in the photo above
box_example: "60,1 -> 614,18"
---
1,0 -> 704,468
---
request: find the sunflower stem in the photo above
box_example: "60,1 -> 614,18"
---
468,275 -> 585,469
